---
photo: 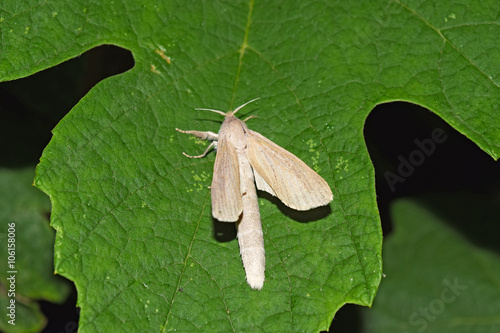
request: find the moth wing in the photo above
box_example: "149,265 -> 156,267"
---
211,136 -> 242,222
247,130 -> 333,210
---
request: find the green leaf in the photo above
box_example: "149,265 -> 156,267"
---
364,194 -> 500,333
1,0 -> 499,331
0,168 -> 70,333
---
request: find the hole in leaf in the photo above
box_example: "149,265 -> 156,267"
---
0,44 -> 134,168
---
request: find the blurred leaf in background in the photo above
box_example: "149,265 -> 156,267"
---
364,194 -> 500,333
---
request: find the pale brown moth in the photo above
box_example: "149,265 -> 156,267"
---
176,98 -> 333,289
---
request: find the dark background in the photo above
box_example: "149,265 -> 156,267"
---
1,45 -> 498,333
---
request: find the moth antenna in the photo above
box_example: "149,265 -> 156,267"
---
233,97 -> 260,115
195,108 -> 227,116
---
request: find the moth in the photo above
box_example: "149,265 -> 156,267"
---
176,98 -> 333,289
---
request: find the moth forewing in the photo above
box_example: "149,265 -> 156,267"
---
211,133 -> 242,222
247,130 -> 333,210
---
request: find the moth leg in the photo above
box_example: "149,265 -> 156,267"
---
182,141 -> 215,159
175,128 -> 218,141
176,128 -> 219,158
